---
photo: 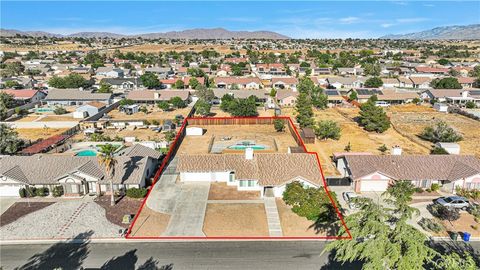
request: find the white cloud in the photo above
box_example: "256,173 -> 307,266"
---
396,17 -> 428,23
381,23 -> 394,28
339,16 -> 360,24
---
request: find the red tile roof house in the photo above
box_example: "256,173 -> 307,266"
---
176,150 -> 323,197
456,77 -> 476,89
160,77 -> 205,89
414,66 -> 449,76
0,144 -> 161,197
127,90 -> 191,103
0,89 -> 46,104
335,154 -> 480,193
255,64 -> 287,76
214,77 -> 262,90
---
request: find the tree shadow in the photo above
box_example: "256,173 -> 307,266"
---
429,239 -> 480,267
319,250 -> 363,270
100,249 -> 174,270
308,203 -> 340,236
15,230 -> 93,270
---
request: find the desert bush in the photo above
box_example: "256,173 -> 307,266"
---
25,186 -> 37,197
52,185 -> 64,197
430,183 -> 440,192
414,187 -> 424,193
126,187 -> 148,198
428,204 -> 460,221
35,187 -> 49,197
418,218 -> 443,233
19,187 -> 27,198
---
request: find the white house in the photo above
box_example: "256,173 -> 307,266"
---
176,150 -> 323,197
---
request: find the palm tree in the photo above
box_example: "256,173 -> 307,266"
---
97,144 -> 119,206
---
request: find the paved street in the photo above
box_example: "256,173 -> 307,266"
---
1,240 -> 479,270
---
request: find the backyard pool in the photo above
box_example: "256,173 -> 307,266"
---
228,141 -> 267,150
75,149 -> 98,156
35,108 -> 54,113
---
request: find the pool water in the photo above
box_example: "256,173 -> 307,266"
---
228,145 -> 266,150
76,150 -> 98,156
35,108 -> 54,112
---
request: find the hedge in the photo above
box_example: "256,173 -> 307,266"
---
126,187 -> 148,198
52,186 -> 64,197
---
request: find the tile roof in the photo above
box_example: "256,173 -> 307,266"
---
121,144 -> 162,160
177,153 -> 323,187
127,90 -> 190,101
0,89 -> 43,99
344,155 -> 480,181
45,89 -> 112,101
215,77 -> 262,85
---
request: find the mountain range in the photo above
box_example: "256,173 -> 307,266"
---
381,24 -> 480,40
0,27 -> 290,39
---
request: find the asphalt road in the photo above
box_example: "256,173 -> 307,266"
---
1,240 -> 479,270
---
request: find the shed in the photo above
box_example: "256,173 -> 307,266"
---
433,103 -> 448,113
300,128 -> 316,144
435,142 -> 460,155
186,127 -> 204,136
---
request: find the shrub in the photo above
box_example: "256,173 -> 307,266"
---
315,120 -> 341,140
418,218 -> 443,233
151,120 -> 159,125
420,121 -> 463,143
19,187 -> 27,198
52,185 -> 64,197
468,205 -> 480,219
430,183 -> 440,192
53,106 -> 67,115
426,188 -> 432,193
126,187 -> 148,198
414,187 -> 424,193
25,186 -> 37,197
431,146 -> 449,155
35,187 -> 49,197
472,225 -> 478,230
465,101 -> 476,109
273,119 -> 285,132
283,181 -> 334,221
428,204 -> 460,221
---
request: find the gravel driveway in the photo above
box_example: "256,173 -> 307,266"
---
0,199 -> 123,240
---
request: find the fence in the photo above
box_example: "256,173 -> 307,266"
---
5,101 -> 40,119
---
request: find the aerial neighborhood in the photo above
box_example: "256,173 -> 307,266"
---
1,20 -> 480,269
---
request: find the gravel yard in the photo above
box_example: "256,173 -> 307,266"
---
0,200 -> 123,240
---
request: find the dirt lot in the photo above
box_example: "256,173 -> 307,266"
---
119,43 -> 237,53
276,199 -> 339,237
432,213 -> 480,238
203,203 -> 269,237
0,42 -> 88,52
107,106 -> 192,122
283,106 -> 430,176
0,202 -> 55,227
388,105 -> 480,158
208,183 -> 261,200
95,196 -> 143,228
16,128 -> 69,141
72,127 -> 166,142
128,206 -> 171,237
177,124 -> 298,154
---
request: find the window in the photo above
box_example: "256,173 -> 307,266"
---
248,180 -> 255,187
239,180 -> 246,187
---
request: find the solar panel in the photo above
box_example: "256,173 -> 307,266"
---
325,90 -> 338,96
469,90 -> 480,95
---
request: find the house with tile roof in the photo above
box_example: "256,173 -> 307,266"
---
176,150 -> 323,197
0,144 -> 161,197
335,154 -> 480,193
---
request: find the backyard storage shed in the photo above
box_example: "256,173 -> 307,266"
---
300,128 -> 315,144
186,127 -> 203,136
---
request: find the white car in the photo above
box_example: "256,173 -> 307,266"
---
375,101 -> 390,107
342,192 -> 360,209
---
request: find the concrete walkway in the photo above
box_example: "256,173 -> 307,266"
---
263,197 -> 283,237
163,182 -> 211,237
146,158 -> 181,214
207,200 -> 264,204
0,198 -> 17,215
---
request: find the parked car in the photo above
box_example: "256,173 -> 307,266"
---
342,192 -> 359,209
375,101 -> 390,107
435,196 -> 470,210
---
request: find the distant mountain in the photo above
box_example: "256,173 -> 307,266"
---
381,24 -> 480,40
0,27 -> 289,39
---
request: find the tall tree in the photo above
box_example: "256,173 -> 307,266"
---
195,98 -> 211,117
0,124 -> 23,154
430,77 -> 462,89
295,92 -> 315,128
358,98 -> 391,133
364,77 -> 383,88
0,92 -> 15,120
140,73 -> 161,89
97,144 -> 119,206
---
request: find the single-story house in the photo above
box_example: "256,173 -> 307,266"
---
214,77 -> 262,90
0,146 -> 161,197
276,90 -> 298,107
127,90 -> 190,104
212,89 -> 270,103
176,150 -> 323,197
271,77 -> 298,90
409,76 -> 432,89
420,89 -> 480,105
336,154 -> 480,193
349,89 -> 419,104
95,67 -> 124,78
0,89 -> 46,104
456,77 -> 476,89
100,78 -> 140,91
336,68 -> 364,76
327,77 -> 366,89
44,89 -> 112,106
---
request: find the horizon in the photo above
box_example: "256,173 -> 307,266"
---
1,1 -> 480,38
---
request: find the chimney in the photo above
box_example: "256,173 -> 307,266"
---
391,145 -> 402,155
461,90 -> 469,99
245,147 -> 254,160
154,92 -> 160,99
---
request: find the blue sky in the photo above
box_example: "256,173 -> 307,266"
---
1,1 -> 479,38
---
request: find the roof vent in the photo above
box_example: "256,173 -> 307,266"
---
392,145 -> 402,155
245,148 -> 254,160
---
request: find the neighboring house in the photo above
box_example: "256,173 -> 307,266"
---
44,89 -> 112,106
73,101 -> 106,118
255,64 -> 287,76
324,89 -> 345,105
214,77 -> 262,90
420,89 -> 480,106
100,78 -> 140,91
381,78 -> 400,88
271,77 -> 298,90
127,90 -> 190,103
409,76 -> 432,89
276,90 -> 298,107
95,67 -> 124,78
143,67 -> 171,79
0,151 -> 160,197
456,77 -> 476,89
224,57 -> 248,64
414,66 -> 449,77
398,77 -> 414,88
336,67 -> 364,76
0,89 -> 46,104
176,150 -> 323,197
326,77 -> 365,89
212,89 -> 270,103
335,154 -> 480,193
348,89 -> 418,104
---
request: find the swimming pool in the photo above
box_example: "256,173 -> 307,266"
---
228,141 -> 267,150
35,108 -> 54,113
75,149 -> 98,156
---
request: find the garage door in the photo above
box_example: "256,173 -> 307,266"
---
0,184 -> 21,197
360,180 -> 389,192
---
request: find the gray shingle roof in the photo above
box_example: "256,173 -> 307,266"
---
121,144 -> 162,160
45,89 -> 112,101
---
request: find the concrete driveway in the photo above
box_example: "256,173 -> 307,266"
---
0,197 -> 18,215
163,182 -> 210,236
146,158 -> 180,214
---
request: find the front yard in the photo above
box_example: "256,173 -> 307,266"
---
208,182 -> 260,200
95,196 -> 143,228
128,206 -> 171,237
0,202 -> 55,227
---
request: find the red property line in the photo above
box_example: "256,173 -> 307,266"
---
126,116 -> 352,240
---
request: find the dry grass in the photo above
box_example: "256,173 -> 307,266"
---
432,213 -> 480,238
208,107 -> 275,118
107,106 -> 191,121
40,115 -> 78,122
282,106 -> 430,176
203,203 -> 269,237
177,124 -> 298,154
208,182 -> 261,200
72,128 -> 166,142
129,206 -> 171,237
119,43 -> 236,53
16,128 -> 69,141
0,42 -> 88,52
